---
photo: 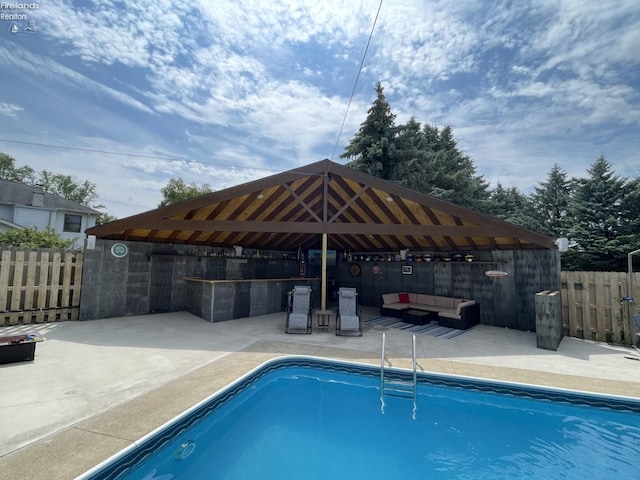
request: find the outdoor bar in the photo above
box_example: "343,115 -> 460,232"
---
184,277 -> 318,322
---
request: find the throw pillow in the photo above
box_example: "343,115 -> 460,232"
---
399,292 -> 410,303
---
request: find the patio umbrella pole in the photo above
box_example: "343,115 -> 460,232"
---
321,233 -> 328,311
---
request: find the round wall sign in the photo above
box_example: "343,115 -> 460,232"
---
372,265 -> 381,274
349,262 -> 361,277
111,243 -> 129,258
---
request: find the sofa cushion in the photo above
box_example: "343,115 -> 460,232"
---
382,293 -> 399,305
415,294 -> 435,306
435,296 -> 455,308
438,310 -> 461,320
398,292 -> 410,303
456,300 -> 475,316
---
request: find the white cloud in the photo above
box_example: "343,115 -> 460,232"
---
2,0 -> 638,217
0,103 -> 23,117
0,45 -> 154,114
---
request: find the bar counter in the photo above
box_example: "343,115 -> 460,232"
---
184,277 -> 319,322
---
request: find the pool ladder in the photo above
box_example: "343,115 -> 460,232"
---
380,332 -> 417,419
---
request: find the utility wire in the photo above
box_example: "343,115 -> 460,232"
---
330,0 -> 384,160
2,2 -> 384,171
0,138 -> 281,173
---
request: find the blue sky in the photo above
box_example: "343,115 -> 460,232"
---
0,0 -> 638,218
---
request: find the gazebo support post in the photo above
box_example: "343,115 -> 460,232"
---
321,233 -> 328,311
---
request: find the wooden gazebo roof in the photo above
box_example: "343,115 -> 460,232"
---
86,159 -> 555,252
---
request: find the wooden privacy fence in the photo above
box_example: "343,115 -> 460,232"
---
561,271 -> 640,345
0,248 -> 83,325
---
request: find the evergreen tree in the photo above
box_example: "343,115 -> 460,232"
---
530,164 -> 572,238
487,183 -> 539,229
564,155 -> 628,270
342,84 -> 490,210
390,118 -> 433,190
341,82 -> 397,179
426,127 -> 491,211
619,175 -> 640,237
394,123 -> 490,211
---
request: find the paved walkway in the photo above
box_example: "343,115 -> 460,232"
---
1,309 -> 639,479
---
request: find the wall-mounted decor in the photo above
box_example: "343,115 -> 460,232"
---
485,270 -> 509,277
401,265 -> 413,275
110,243 -> 128,258
349,263 -> 361,277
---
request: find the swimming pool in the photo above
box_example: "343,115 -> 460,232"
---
80,357 -> 640,479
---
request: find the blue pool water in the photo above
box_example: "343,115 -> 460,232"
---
82,358 -> 640,480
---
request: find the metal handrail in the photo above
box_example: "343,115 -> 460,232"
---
380,332 -> 386,390
380,332 -> 417,419
411,334 -> 417,419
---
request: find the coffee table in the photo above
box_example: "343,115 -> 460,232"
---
402,309 -> 437,325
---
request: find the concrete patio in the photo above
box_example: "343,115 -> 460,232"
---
1,308 -> 639,479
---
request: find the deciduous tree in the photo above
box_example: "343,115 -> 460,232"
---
159,178 -> 213,207
0,152 -> 35,183
38,170 -> 99,207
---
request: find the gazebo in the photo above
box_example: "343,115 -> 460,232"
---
83,159 -> 559,330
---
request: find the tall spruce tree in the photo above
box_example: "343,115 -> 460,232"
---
390,118 -> 433,190
564,155 -> 628,270
391,122 -> 490,211
620,175 -> 640,238
341,82 -> 397,179
530,164 -> 572,238
427,125 -> 490,211
486,183 -> 539,229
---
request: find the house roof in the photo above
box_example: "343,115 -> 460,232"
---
0,179 -> 101,215
0,218 -> 24,230
86,159 -> 555,252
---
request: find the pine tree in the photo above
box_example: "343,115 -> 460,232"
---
530,164 -> 572,237
341,82 -> 397,179
408,124 -> 490,211
620,175 -> 640,237
487,183 -> 539,229
390,118 -> 433,190
564,155 -> 628,270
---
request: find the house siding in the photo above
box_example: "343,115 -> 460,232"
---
54,211 -> 97,247
3,205 -> 96,249
14,206 -> 52,228
0,204 -> 13,221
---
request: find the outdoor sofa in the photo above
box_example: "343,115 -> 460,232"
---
381,292 -> 480,330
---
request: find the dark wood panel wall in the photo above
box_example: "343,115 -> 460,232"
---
81,239 -> 559,331
335,249 -> 560,331
80,240 -> 301,320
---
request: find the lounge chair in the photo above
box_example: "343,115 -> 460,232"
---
336,287 -> 362,336
285,286 -> 312,334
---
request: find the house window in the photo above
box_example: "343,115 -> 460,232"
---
63,214 -> 82,233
